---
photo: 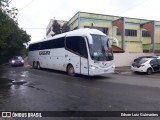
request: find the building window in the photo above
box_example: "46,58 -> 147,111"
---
125,29 -> 137,36
142,30 -> 150,37
84,26 -> 108,35
116,28 -> 121,35
102,27 -> 108,34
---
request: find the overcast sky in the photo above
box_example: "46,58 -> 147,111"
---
9,0 -> 160,43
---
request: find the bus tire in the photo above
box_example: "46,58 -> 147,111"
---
147,68 -> 152,75
37,62 -> 41,70
67,64 -> 75,76
33,61 -> 37,69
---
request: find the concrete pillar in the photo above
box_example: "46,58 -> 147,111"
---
78,11 -> 80,29
152,21 -> 155,52
122,17 -> 125,51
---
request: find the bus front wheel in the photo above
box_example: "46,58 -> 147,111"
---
67,64 -> 75,76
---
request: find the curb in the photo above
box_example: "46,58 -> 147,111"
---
114,71 -> 133,74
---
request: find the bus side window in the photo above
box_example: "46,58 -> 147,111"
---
66,36 -> 88,58
66,36 -> 81,55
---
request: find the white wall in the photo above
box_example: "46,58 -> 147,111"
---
114,53 -> 155,67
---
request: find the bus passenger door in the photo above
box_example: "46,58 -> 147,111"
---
80,37 -> 89,75
65,36 -> 88,75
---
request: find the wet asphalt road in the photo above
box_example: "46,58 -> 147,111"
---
0,65 -> 160,120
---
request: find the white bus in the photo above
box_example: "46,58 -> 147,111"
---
28,28 -> 116,76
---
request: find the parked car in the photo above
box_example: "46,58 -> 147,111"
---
10,56 -> 24,67
155,55 -> 160,59
131,57 -> 160,74
133,56 -> 154,62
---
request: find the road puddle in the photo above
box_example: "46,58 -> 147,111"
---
20,71 -> 29,77
12,80 -> 27,85
0,78 -> 27,86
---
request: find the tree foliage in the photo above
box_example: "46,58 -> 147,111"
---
52,20 -> 70,36
0,0 -> 18,21
52,20 -> 61,35
0,0 -> 31,64
62,22 -> 70,33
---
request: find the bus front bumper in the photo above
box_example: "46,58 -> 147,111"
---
89,65 -> 115,76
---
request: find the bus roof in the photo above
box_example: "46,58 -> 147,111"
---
30,28 -> 106,45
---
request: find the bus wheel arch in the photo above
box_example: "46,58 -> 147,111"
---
66,64 -> 75,76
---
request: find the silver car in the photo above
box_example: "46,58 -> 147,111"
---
10,56 -> 24,66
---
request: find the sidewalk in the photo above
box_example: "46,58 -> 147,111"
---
115,66 -> 132,74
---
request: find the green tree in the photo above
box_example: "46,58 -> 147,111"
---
62,22 -> 70,33
0,0 -> 18,21
52,20 -> 61,35
0,0 -> 31,64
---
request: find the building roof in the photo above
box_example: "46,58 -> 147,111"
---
112,45 -> 124,53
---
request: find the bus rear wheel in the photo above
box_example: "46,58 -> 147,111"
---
33,62 -> 37,69
37,62 -> 41,70
67,64 -> 75,76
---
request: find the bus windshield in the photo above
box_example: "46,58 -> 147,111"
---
89,34 -> 113,61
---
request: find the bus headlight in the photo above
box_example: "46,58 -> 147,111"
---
21,60 -> 24,63
112,64 -> 115,68
90,65 -> 98,70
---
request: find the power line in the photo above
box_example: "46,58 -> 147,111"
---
19,0 -> 35,11
22,28 -> 46,30
8,0 -> 12,4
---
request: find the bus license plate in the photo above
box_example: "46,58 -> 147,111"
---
104,70 -> 108,72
